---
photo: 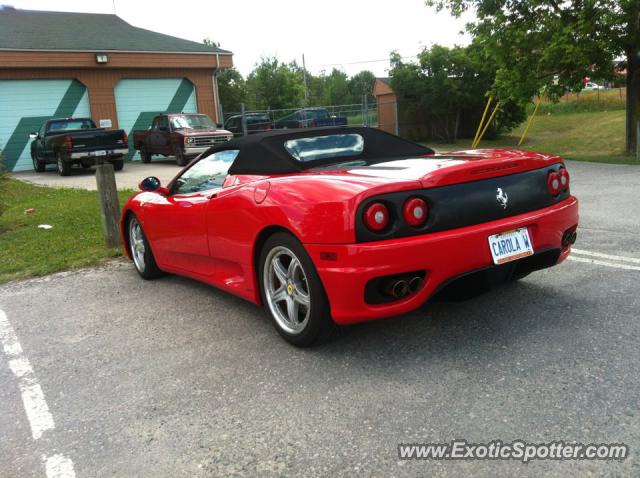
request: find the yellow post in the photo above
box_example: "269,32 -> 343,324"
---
472,101 -> 500,148
472,96 -> 493,148
518,96 -> 542,146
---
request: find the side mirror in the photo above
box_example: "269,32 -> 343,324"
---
29,132 -> 38,140
138,176 -> 162,192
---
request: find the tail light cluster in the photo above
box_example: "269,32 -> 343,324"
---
63,135 -> 73,149
363,197 -> 429,233
547,167 -> 570,196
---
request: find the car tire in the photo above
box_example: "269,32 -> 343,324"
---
127,215 -> 163,280
112,158 -> 124,171
258,232 -> 335,347
56,152 -> 71,176
140,146 -> 152,163
31,151 -> 45,173
174,146 -> 187,167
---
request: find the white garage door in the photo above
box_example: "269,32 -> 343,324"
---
0,79 -> 90,172
115,78 -> 197,160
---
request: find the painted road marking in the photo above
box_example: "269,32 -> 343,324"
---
568,255 -> 640,271
570,248 -> 640,271
572,248 -> 640,265
0,308 -> 76,478
44,454 -> 76,478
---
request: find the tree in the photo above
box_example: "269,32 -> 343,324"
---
425,0 -> 640,154
390,45 -> 525,142
245,57 -> 305,110
323,69 -> 351,105
348,70 -> 376,104
216,68 -> 246,113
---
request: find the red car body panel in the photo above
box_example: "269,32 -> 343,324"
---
121,148 -> 579,324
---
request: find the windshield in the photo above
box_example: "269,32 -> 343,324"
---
173,150 -> 239,194
170,115 -> 216,130
47,119 -> 96,132
284,134 -> 364,162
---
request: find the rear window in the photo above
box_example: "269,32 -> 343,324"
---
284,134 -> 364,162
247,115 -> 270,125
48,119 -> 96,132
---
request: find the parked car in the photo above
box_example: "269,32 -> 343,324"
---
132,113 -> 232,166
225,113 -> 273,137
29,117 -> 128,176
121,126 -> 579,347
273,108 -> 348,129
583,82 -> 605,90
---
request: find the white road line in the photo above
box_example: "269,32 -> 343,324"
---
568,255 -> 640,271
0,309 -> 76,478
44,454 -> 76,478
0,309 -> 55,440
572,248 -> 640,265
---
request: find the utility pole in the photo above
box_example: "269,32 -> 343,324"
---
240,103 -> 248,137
302,54 -> 309,107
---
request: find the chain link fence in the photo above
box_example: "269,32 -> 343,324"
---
221,97 -> 378,137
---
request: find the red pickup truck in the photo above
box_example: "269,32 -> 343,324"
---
132,113 -> 232,166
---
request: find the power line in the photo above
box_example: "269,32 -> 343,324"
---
308,54 -> 420,69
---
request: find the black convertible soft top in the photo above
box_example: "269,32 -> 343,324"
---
204,127 -> 434,175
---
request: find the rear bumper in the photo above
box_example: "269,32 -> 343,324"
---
305,196 -> 579,325
69,148 -> 128,160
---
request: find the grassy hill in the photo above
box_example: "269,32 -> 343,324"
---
431,89 -> 635,165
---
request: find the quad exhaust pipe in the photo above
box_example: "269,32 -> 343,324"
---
384,280 -> 410,299
383,275 -> 425,299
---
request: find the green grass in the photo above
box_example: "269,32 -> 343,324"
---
534,88 -> 626,115
431,109 -> 636,165
347,111 -> 379,127
0,179 -> 134,283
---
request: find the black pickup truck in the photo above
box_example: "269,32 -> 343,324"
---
30,118 -> 128,176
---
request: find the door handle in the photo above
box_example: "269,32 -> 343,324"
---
207,192 -> 217,199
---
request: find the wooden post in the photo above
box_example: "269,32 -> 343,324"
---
95,162 -> 121,248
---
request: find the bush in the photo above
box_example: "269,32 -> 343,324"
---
390,44 -> 526,143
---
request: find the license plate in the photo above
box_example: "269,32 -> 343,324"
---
94,150 -> 107,157
488,227 -> 534,265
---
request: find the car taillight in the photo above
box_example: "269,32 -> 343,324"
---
265,124 -> 272,131
402,197 -> 428,227
547,171 -> 561,196
64,136 -> 73,149
363,202 -> 389,232
559,168 -> 570,191
122,131 -> 128,145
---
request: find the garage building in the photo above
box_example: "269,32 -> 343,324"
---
0,7 -> 233,171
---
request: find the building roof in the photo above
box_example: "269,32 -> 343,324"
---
0,7 -> 231,54
373,77 -> 395,97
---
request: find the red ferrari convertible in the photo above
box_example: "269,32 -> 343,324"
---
120,127 -> 578,346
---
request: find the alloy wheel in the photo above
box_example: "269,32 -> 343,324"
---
263,246 -> 311,334
129,219 -> 146,272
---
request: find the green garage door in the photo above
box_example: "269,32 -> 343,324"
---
115,78 -> 197,160
0,79 -> 90,172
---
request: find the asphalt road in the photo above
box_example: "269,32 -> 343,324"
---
11,159 -> 183,191
1,160 -> 640,477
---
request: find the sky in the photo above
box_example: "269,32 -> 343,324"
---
7,0 -> 474,77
